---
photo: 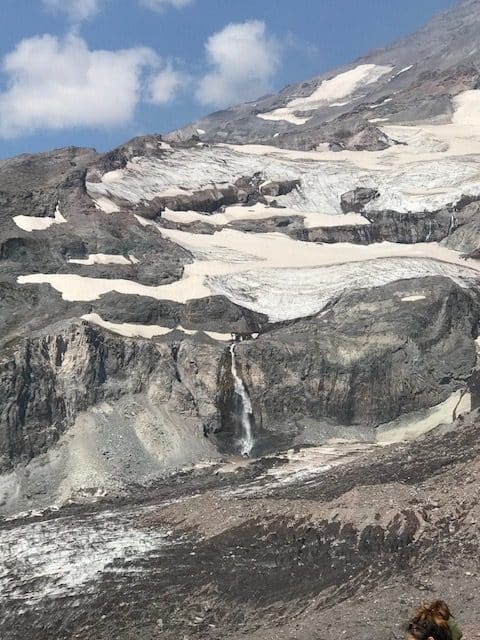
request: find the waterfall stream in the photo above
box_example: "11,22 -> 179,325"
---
229,343 -> 254,457
448,214 -> 457,235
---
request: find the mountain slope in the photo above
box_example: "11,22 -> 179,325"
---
168,0 -> 480,151
2,0 -> 480,515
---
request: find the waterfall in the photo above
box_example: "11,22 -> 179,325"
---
448,214 -> 457,235
229,343 -> 254,457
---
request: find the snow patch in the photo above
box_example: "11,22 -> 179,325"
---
91,195 -> 121,213
452,90 -> 480,126
369,97 -> 393,110
393,65 -> 413,77
68,254 -> 135,266
161,202 -> 370,229
377,390 -> 471,444
82,313 -> 232,342
401,295 -> 426,302
257,64 -> 392,124
13,204 -> 66,232
81,313 -> 173,338
257,110 -> 311,126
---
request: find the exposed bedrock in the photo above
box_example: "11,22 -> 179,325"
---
310,195 -> 480,248
0,216 -> 192,288
164,197 -> 480,249
216,277 -> 480,454
0,146 -> 97,223
0,321 -> 225,472
340,187 -> 380,213
170,208 -> 454,245
308,209 -> 455,245
443,201 -> 480,254
129,175 -> 300,220
0,146 -> 194,289
88,135 -> 171,178
3,276 -> 477,474
91,293 -> 269,333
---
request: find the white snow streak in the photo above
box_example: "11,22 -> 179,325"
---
257,64 -> 392,124
18,234 -> 480,322
13,204 -> 66,232
69,254 -> 135,266
81,313 -> 232,341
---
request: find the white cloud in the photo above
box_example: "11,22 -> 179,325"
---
140,0 -> 194,11
0,34 -> 158,138
196,21 -> 281,108
148,65 -> 187,104
42,0 -> 103,22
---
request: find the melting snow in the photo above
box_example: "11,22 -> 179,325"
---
18,233 -> 480,322
68,254 -> 135,266
13,204 -> 66,232
81,313 -> 232,341
401,295 -> 426,302
257,64 -> 392,124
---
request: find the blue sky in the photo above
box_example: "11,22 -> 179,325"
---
0,0 -> 456,158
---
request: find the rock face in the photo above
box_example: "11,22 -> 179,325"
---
4,3 -> 480,639
3,273 -> 477,477
217,277 -> 479,453
0,144 -> 192,295
0,320 -> 227,473
340,187 -> 380,213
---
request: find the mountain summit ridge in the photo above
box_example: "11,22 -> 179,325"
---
167,0 -> 480,151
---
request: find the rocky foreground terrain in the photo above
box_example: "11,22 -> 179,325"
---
2,0 -> 480,637
1,413 -> 479,640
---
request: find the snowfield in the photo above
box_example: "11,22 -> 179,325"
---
87,88 -> 480,219
257,64 -> 393,124
18,235 -> 480,321
17,89 -> 480,325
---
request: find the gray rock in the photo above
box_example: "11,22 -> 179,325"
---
0,320 -> 225,471
216,277 -> 480,454
341,188 -> 380,213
